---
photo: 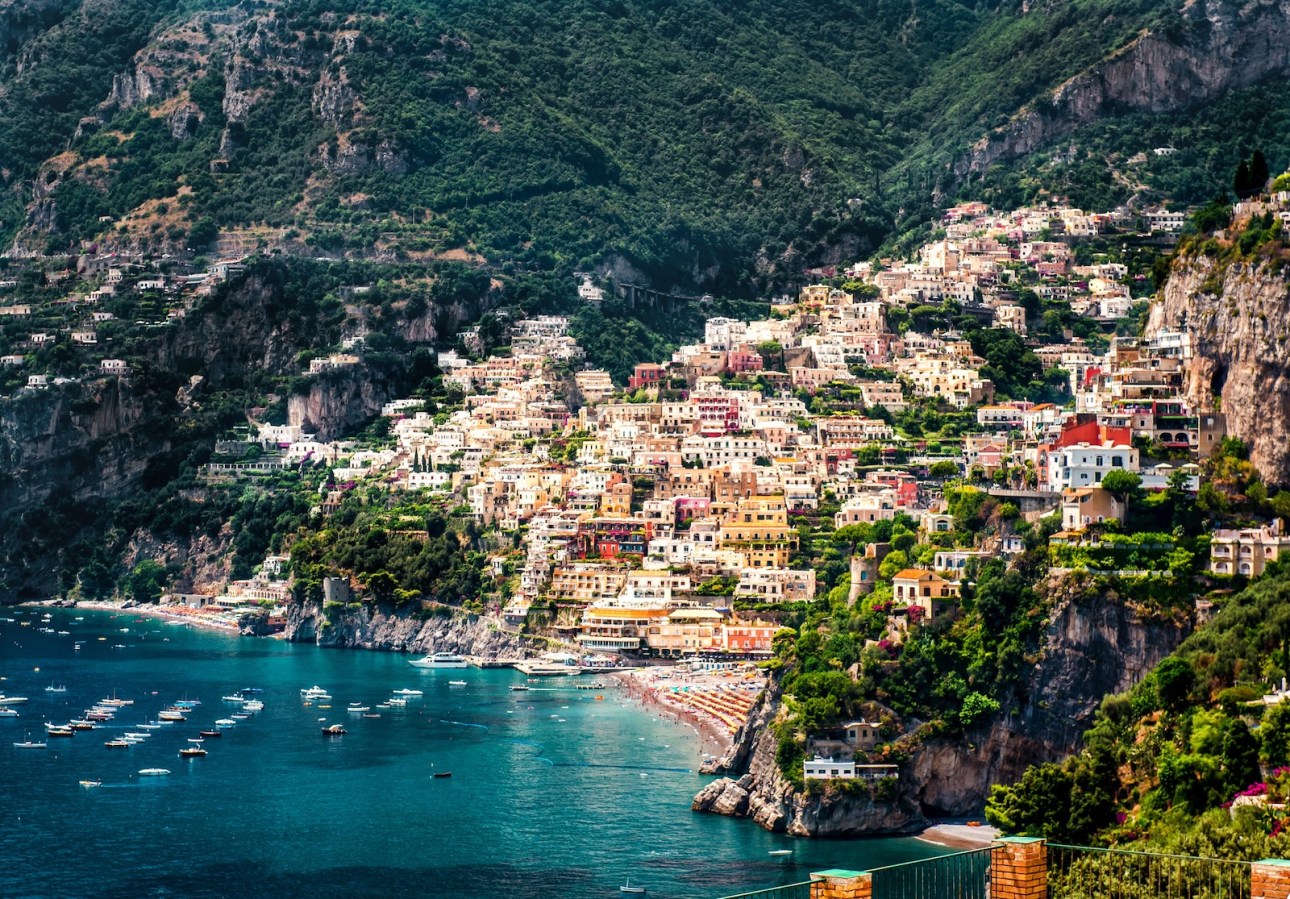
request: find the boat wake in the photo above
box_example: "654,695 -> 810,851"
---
534,760 -> 692,774
437,719 -> 489,730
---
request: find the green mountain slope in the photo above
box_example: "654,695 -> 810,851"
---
5,0 -> 1278,290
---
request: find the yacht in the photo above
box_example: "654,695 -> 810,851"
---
300,686 -> 331,700
392,688 -> 423,697
408,652 -> 468,669
242,700 -> 264,712
515,652 -> 583,677
0,708 -> 19,718
0,694 -> 30,705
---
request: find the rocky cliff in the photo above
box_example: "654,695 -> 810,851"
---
284,599 -> 531,658
957,0 -> 1290,178
694,589 -> 1187,835
1146,251 -> 1290,484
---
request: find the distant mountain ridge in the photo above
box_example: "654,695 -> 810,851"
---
0,0 -> 1287,288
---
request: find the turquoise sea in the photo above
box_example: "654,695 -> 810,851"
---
0,608 -> 944,899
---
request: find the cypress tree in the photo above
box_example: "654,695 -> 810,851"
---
1251,149 -> 1271,193
1234,160 -> 1253,199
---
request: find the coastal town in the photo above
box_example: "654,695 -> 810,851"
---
7,192 -> 1290,780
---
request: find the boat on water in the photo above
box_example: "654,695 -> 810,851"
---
13,737 -> 45,749
387,697 -> 407,707
620,879 -> 646,894
347,704 -> 370,712
104,740 -> 130,748
242,700 -> 264,712
300,686 -> 330,699
157,711 -> 186,722
448,680 -> 467,687
514,652 -> 583,677
44,724 -> 74,737
45,684 -> 67,694
768,849 -> 794,856
199,730 -> 221,738
321,724 -> 346,736
408,651 -> 468,669
222,693 -> 246,703
0,707 -> 19,717
79,780 -> 102,788
432,771 -> 452,778
392,688 -> 424,696
0,694 -> 30,705
179,747 -> 207,758
362,713 -> 380,719
138,768 -> 170,776
215,719 -> 237,728
230,713 -> 250,720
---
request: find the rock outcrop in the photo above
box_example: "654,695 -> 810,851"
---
284,599 -> 531,658
957,0 -> 1290,178
695,589 -> 1187,835
1146,251 -> 1290,484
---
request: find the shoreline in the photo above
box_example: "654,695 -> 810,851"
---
610,668 -> 762,761
22,599 -> 245,635
916,822 -> 1001,850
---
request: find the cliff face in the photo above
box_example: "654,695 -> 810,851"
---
284,599 -> 530,658
1146,253 -> 1290,484
957,0 -> 1290,178
695,591 -> 1187,835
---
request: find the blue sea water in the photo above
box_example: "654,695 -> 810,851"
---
0,608 -> 945,899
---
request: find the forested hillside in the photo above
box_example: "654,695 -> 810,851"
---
2,0 -> 1275,289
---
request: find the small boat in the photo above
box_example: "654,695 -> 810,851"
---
215,718 -> 237,728
199,730 -> 221,738
157,711 -> 186,722
509,685 -> 530,692
322,724 -> 346,736
187,737 -> 205,744
45,684 -> 67,693
448,680 -> 467,687
123,732 -> 151,740
69,722 -> 94,731
387,698 -> 407,707
103,740 -> 130,748
230,713 -> 250,720
240,688 -> 264,695
137,722 -> 162,730
179,747 -> 207,758
0,694 -> 30,705
174,699 -> 200,708
138,768 -> 170,776
44,724 -> 74,738
347,704 -> 370,713
392,688 -> 423,697
362,713 -> 381,719
79,780 -> 102,788
13,739 -> 45,749
768,849 -> 794,856
0,708 -> 19,718
432,771 -> 452,778
300,686 -> 330,699
620,879 -> 646,894
222,694 -> 246,703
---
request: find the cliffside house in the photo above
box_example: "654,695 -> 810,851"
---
891,569 -> 960,621
1210,520 -> 1290,578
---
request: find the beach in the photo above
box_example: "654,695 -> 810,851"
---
917,822 -> 1002,849
612,664 -> 766,757
25,599 -> 245,634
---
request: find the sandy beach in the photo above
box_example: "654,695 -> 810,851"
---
24,599 -> 245,634
611,665 -> 766,759
917,822 -> 1002,849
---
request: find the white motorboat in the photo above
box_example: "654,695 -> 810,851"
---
242,700 -> 264,712
0,694 -> 30,705
138,768 -> 170,776
392,689 -> 423,697
408,652 -> 468,669
514,652 -> 583,677
45,684 -> 67,694
448,680 -> 467,687
0,707 -> 19,718
387,697 -> 407,707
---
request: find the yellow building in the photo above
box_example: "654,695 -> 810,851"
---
644,607 -> 725,655
577,604 -> 667,652
549,565 -> 630,603
719,495 -> 798,568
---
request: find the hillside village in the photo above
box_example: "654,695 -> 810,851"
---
10,195 -> 1290,779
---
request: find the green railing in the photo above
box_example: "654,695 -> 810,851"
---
716,882 -> 820,899
870,846 -> 995,899
1047,843 -> 1254,899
